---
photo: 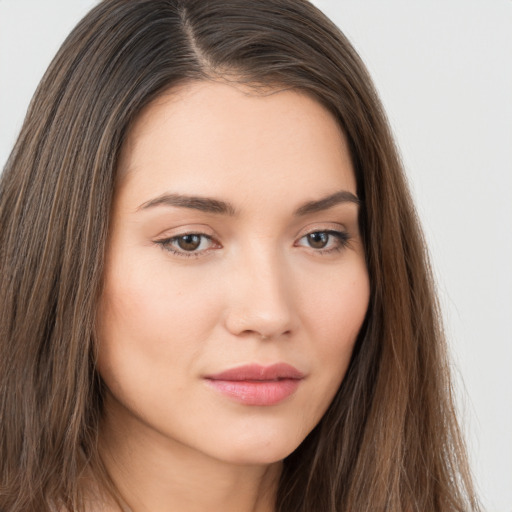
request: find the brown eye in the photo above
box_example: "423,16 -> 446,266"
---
296,230 -> 350,253
156,232 -> 218,257
307,232 -> 329,249
177,234 -> 202,251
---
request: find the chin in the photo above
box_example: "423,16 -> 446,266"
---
207,428 -> 307,466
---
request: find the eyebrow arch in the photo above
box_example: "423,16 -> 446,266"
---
294,190 -> 360,216
137,193 -> 237,216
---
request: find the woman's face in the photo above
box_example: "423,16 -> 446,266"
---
97,81 -> 370,465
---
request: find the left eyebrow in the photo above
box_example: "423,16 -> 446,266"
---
294,190 -> 360,216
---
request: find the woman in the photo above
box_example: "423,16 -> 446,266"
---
0,0 -> 480,511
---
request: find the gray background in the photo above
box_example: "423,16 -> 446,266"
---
1,1 -> 511,510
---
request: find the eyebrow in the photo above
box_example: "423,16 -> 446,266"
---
294,190 -> 360,216
137,193 -> 237,215
137,189 -> 359,216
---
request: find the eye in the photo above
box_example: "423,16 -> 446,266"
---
175,234 -> 203,251
296,230 -> 350,253
155,233 -> 218,257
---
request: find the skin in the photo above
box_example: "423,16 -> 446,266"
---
96,81 -> 370,512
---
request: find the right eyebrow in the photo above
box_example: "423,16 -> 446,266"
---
136,193 -> 238,216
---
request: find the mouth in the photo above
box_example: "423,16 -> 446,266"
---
204,363 -> 305,406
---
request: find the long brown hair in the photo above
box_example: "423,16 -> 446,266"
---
0,1 -> 480,511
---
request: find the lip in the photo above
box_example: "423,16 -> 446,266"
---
204,363 -> 305,406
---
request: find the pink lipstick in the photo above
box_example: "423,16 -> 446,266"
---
205,363 -> 304,406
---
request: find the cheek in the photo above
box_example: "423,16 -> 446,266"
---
298,261 -> 370,414
301,258 -> 370,347
95,256 -> 222,387
328,269 -> 369,365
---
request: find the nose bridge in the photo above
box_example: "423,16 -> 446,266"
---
224,240 -> 295,339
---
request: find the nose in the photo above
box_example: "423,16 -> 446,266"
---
223,247 -> 296,340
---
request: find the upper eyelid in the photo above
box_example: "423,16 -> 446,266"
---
152,216 -> 353,242
155,227 -> 347,241
296,229 -> 350,244
301,228 -> 348,237
154,225 -> 217,240
156,231 -> 213,241
154,225 -> 349,240
295,222 -> 349,238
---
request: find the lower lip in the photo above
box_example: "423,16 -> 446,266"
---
206,379 -> 301,406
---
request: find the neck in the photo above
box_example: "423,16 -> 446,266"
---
95,398 -> 282,512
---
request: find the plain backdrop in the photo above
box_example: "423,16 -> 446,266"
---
1,1 -> 511,511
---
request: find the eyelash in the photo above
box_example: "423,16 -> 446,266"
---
154,229 -> 351,258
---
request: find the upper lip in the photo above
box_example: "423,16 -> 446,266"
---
205,363 -> 305,381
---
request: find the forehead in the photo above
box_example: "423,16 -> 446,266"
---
116,80 -> 355,209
